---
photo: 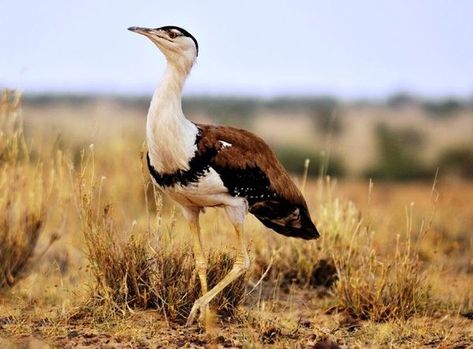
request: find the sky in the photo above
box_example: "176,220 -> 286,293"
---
1,0 -> 472,98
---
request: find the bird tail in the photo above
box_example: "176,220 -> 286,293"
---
250,201 -> 320,240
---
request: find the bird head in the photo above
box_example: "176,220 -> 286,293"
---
128,26 -> 198,70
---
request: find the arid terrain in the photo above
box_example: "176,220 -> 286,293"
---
1,92 -> 472,348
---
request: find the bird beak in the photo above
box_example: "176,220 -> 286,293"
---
128,26 -> 154,37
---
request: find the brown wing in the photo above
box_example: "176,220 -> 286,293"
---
196,123 -> 319,240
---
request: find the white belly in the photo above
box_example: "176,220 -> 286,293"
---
158,167 -> 244,209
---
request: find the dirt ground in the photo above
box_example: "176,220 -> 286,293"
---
1,289 -> 472,348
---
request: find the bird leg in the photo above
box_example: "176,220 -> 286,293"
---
188,214 -> 209,323
186,222 -> 250,327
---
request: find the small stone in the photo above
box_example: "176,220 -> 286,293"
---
313,339 -> 342,349
67,330 -> 80,338
300,318 -> 312,328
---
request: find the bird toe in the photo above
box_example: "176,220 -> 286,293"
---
186,300 -> 203,327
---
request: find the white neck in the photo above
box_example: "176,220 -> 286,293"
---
146,61 -> 198,173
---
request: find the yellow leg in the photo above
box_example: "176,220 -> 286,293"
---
186,223 -> 249,327
188,213 -> 211,325
189,219 -> 208,296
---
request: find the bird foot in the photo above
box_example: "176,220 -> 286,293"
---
186,299 -> 208,327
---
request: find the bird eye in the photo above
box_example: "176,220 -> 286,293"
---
168,31 -> 178,39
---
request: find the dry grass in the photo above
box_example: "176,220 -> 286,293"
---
74,148 -> 246,323
333,237 -> 431,321
323,178 -> 432,321
254,178 -> 433,322
0,90 -> 57,291
0,92 -> 472,348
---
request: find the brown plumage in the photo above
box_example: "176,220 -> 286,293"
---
196,123 -> 319,240
196,124 -> 304,204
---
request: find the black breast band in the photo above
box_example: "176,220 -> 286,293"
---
147,128 -> 214,187
146,147 -> 219,188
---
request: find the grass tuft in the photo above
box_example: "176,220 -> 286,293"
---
327,180 -> 433,322
254,177 -> 432,322
333,239 -> 432,321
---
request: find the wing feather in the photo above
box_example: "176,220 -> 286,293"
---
196,123 -> 319,240
196,124 -> 305,206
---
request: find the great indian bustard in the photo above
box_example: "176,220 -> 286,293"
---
128,25 -> 320,326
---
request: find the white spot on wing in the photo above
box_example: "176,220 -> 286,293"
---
219,140 -> 232,148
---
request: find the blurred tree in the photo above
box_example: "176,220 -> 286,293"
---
437,146 -> 473,179
183,97 -> 258,120
423,98 -> 464,117
364,124 -> 432,181
274,145 -> 345,178
312,105 -> 343,136
386,92 -> 419,108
